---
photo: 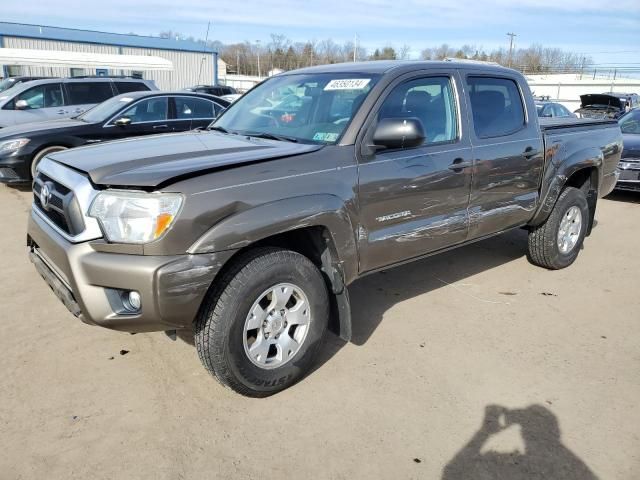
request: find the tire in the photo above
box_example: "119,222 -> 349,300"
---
527,186 -> 590,269
31,146 -> 67,179
194,247 -> 329,397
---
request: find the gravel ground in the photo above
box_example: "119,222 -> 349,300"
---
1,184 -> 639,480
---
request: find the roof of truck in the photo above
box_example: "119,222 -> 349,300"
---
286,60 -> 517,76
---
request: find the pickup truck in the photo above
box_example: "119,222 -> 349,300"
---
27,61 -> 622,397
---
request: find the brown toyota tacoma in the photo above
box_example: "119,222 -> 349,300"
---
28,61 -> 621,396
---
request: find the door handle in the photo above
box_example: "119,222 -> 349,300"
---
153,125 -> 169,130
56,109 -> 66,115
523,147 -> 540,159
74,108 -> 84,114
448,158 -> 472,172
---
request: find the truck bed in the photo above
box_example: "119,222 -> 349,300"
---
539,117 -> 618,131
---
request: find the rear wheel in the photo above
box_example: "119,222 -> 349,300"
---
31,146 -> 67,179
194,247 -> 329,397
527,186 -> 589,269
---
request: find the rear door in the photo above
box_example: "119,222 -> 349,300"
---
171,95 -> 220,131
356,71 -> 473,272
462,73 -> 544,240
64,81 -> 115,116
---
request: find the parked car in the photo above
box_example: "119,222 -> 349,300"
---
185,84 -> 237,97
28,61 -> 621,396
616,109 -> 640,191
605,92 -> 639,112
0,76 -> 56,93
220,93 -> 242,103
535,101 -> 576,118
0,77 -> 157,128
0,91 -> 228,183
575,94 -> 628,119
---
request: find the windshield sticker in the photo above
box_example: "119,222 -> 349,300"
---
324,79 -> 371,91
313,132 -> 340,142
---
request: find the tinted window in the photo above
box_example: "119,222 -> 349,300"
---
115,81 -> 150,94
619,110 -> 640,134
467,77 -> 525,138
175,97 -> 216,119
377,76 -> 457,145
119,97 -> 168,123
5,83 -> 64,110
66,82 -> 114,105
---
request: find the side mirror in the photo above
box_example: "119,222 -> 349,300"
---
15,99 -> 29,110
114,117 -> 132,127
372,117 -> 426,150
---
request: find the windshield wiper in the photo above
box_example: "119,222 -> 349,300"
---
208,125 -> 229,133
243,131 -> 299,143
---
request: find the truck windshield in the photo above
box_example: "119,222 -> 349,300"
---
212,73 -> 380,144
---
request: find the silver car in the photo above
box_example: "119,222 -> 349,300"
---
0,77 -> 156,128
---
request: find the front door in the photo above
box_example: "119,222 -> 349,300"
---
357,73 -> 473,272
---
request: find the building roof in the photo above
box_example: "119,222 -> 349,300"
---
0,22 -> 216,54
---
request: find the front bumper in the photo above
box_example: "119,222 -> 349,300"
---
27,210 -> 234,332
0,151 -> 32,183
615,159 -> 640,192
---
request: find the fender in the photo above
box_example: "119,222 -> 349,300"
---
187,194 -> 359,341
529,146 -> 602,227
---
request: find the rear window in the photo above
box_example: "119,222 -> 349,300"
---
467,76 -> 525,138
66,82 -> 114,105
115,81 -> 150,94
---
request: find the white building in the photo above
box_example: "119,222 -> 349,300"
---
0,22 -> 227,90
526,73 -> 640,111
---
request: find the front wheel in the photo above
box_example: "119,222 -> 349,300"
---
527,186 -> 590,269
194,247 -> 329,397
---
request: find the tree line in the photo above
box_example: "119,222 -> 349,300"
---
159,31 -> 590,77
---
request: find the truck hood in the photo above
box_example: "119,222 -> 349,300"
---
579,94 -> 623,110
48,131 -> 323,187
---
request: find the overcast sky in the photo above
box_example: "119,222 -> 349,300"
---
1,1 -> 638,66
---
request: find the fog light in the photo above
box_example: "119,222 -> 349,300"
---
127,291 -> 141,311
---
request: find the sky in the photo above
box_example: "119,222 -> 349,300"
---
1,0 -> 638,68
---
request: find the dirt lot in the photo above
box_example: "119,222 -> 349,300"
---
1,184 -> 639,480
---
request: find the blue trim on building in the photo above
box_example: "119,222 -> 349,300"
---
0,22 -> 216,54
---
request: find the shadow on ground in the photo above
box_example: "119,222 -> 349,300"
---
177,228 -> 529,374
605,190 -> 640,204
441,404 -> 599,479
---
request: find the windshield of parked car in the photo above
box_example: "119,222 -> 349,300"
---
212,73 -> 380,144
619,110 -> 640,134
78,95 -> 137,123
536,104 -> 545,115
0,78 -> 17,93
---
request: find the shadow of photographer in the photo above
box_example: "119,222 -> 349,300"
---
442,404 -> 598,480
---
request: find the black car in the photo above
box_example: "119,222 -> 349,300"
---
0,91 -> 229,183
616,109 -> 640,191
535,101 -> 576,118
575,94 -> 628,120
185,84 -> 237,96
0,76 -> 56,93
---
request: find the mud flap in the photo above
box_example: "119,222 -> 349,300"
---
586,189 -> 597,236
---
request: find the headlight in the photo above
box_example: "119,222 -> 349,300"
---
0,138 -> 29,154
89,191 -> 183,244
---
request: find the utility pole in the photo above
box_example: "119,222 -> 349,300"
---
256,40 -> 261,78
353,33 -> 358,62
506,32 -> 516,68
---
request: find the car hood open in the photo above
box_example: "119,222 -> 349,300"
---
48,131 -> 323,188
579,94 -> 623,110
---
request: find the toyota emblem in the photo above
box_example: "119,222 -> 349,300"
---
40,182 -> 53,209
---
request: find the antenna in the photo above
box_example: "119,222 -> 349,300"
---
197,21 -> 212,87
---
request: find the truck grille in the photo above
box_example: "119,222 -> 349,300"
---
33,172 -> 86,236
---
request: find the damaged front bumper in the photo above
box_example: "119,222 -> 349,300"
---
27,209 -> 235,332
